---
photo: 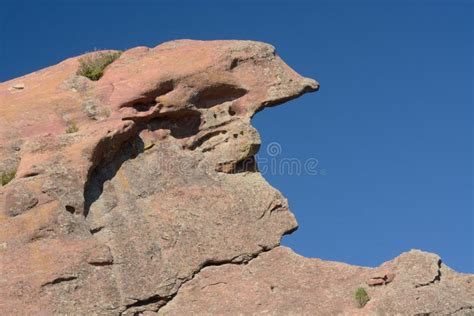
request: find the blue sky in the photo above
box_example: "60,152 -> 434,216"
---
1,0 -> 472,272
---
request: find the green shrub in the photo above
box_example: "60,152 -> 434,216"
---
1,169 -> 16,186
66,121 -> 79,134
77,51 -> 121,81
355,287 -> 370,308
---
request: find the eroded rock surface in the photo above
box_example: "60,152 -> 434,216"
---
160,247 -> 474,315
0,40 -> 472,315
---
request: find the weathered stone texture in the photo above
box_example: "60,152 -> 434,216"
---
0,40 -> 471,315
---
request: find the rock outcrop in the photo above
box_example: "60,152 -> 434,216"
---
160,247 -> 474,315
0,40 -> 472,315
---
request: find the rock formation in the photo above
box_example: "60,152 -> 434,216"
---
0,40 -> 472,315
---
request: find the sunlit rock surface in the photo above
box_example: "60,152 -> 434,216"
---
0,40 -> 472,315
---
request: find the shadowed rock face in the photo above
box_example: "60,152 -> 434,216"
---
0,40 -> 472,315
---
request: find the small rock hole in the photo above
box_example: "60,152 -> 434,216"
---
230,58 -> 239,70
133,102 -> 154,112
65,205 -> 76,214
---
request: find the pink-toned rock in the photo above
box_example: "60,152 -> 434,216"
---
367,271 -> 396,286
385,272 -> 396,283
367,278 -> 386,286
159,247 -> 474,316
8,83 -> 25,91
0,40 -> 316,314
0,40 -> 471,315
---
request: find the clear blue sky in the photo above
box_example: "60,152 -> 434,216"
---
1,0 -> 472,272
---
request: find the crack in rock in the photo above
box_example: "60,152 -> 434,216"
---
118,248 -> 271,314
200,281 -> 227,290
155,246 -> 276,313
41,276 -> 78,287
448,306 -> 474,315
120,294 -> 166,315
415,259 -> 442,288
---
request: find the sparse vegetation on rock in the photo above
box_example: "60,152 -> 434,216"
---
65,121 -> 79,133
355,287 -> 370,308
77,51 -> 121,81
1,169 -> 16,186
1,40 -> 472,316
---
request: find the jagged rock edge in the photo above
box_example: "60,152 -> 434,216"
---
121,245 -> 279,314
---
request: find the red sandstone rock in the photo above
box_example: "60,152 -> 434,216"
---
367,271 -> 396,286
367,278 -> 386,286
159,247 -> 474,316
0,40 -> 472,315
